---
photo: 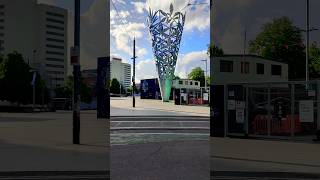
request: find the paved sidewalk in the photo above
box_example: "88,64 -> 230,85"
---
0,111 -> 109,171
211,137 -> 320,174
111,140 -> 209,180
111,97 -> 209,117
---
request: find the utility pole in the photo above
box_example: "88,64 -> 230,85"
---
201,59 -> 208,90
306,0 -> 309,85
73,0 -> 81,144
132,38 -> 136,107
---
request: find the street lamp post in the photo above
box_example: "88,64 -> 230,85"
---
201,59 -> 208,90
306,0 -> 309,84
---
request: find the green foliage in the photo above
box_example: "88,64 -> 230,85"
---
249,16 -> 305,79
173,75 -> 181,80
0,52 -> 32,104
188,67 -> 205,87
110,78 -> 120,94
54,75 -> 92,103
205,76 -> 211,86
309,42 -> 320,79
207,44 -> 224,57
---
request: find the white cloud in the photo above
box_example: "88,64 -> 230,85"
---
131,2 -> 146,14
135,59 -> 157,82
176,50 -> 209,78
111,22 -> 147,57
135,50 -> 209,82
146,0 -> 210,32
113,0 -> 126,5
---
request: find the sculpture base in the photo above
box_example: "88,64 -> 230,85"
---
160,78 -> 172,102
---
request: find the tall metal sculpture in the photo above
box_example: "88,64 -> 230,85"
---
147,4 -> 186,102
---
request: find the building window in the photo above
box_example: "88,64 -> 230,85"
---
46,51 -> 64,55
47,38 -> 64,43
46,57 -> 64,62
190,81 -> 193,85
257,63 -> 264,75
195,82 -> 198,86
46,64 -> 64,68
179,80 -> 183,85
185,81 -> 188,85
220,60 -> 233,72
46,18 -> 64,24
46,25 -> 64,31
241,62 -> 250,74
0,5 -> 4,9
271,65 -> 282,76
46,31 -> 64,37
46,12 -> 64,18
46,44 -> 64,50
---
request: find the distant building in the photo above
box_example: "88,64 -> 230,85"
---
110,57 -> 131,90
82,69 -> 97,89
0,0 -> 68,89
172,79 -> 201,90
212,55 -> 288,84
140,78 -> 161,99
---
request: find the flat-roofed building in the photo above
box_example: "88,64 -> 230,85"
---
212,55 -> 288,84
0,0 -> 68,89
110,56 -> 131,90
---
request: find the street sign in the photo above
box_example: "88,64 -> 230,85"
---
70,46 -> 80,65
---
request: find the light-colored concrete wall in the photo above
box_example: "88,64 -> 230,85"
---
0,0 -> 68,89
213,55 -> 288,84
173,79 -> 201,89
110,57 -> 132,90
0,0 -> 38,61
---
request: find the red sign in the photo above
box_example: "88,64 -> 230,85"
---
70,46 -> 80,65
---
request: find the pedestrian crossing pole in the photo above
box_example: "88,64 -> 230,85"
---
72,0 -> 81,144
132,38 -> 137,108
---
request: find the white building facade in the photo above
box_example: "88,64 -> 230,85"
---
0,0 -> 68,89
110,57 -> 131,90
212,55 -> 288,84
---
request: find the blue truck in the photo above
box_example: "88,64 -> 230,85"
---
140,78 -> 161,100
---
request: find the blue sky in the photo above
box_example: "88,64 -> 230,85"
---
110,0 -> 210,81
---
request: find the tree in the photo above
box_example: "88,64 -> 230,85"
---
249,16 -> 305,79
207,44 -> 224,57
174,75 -> 181,80
309,42 -> 320,79
188,67 -> 205,87
0,52 -> 32,104
54,75 -> 92,103
110,78 -> 120,94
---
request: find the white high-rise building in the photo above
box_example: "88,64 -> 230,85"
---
0,0 -> 68,89
110,57 -> 131,90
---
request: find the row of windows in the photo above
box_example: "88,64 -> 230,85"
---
46,18 -> 64,24
46,44 -> 64,50
178,81 -> 199,86
48,70 -> 64,75
46,51 -> 64,56
46,57 -> 64,62
46,64 -> 64,68
46,24 -> 64,31
46,31 -> 64,37
46,12 -> 64,18
220,60 -> 282,76
51,77 -> 65,81
47,38 -> 64,43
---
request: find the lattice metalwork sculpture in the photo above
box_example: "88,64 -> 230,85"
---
147,4 -> 186,102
